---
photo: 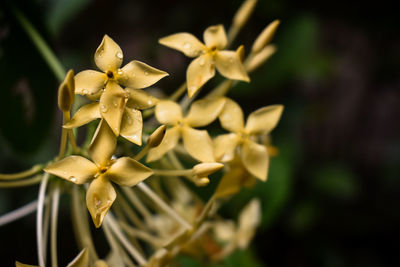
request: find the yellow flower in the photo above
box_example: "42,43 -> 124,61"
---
147,98 -> 226,162
45,121 -> 153,227
159,25 -> 249,98
214,98 -> 283,181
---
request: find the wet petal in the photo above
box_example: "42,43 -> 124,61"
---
219,98 -> 244,132
94,35 -> 123,72
159,33 -> 205,57
88,120 -> 116,167
100,82 -> 127,136
203,24 -> 227,49
44,156 -> 97,184
186,54 -> 215,98
245,105 -> 284,134
213,133 -> 240,162
86,176 -> 116,228
120,108 -> 143,145
118,60 -> 168,89
126,88 -> 158,109
215,50 -> 250,82
147,126 -> 180,162
107,157 -> 153,187
75,70 -> 107,96
184,97 -> 226,127
240,140 -> 269,181
182,126 -> 214,162
64,103 -> 100,129
155,100 -> 182,125
66,248 -> 89,267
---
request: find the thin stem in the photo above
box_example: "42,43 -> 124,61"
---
37,173 -> 49,267
10,5 -> 65,82
50,185 -> 61,267
195,194 -> 216,228
166,151 -> 185,170
105,214 -> 147,266
116,196 -> 147,231
134,145 -> 149,161
121,187 -> 154,223
120,222 -> 163,248
58,113 -> 69,159
169,82 -> 187,101
0,165 -> 43,180
152,169 -> 192,177
0,174 -> 43,188
0,200 -> 38,226
42,193 -> 52,263
137,183 -> 192,230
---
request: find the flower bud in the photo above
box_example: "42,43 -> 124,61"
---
193,163 -> 224,177
57,69 -> 75,112
237,45 -> 245,62
251,20 -> 280,54
246,45 -> 276,72
233,0 -> 258,29
147,125 -> 167,148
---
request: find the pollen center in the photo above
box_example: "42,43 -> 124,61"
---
106,71 -> 114,79
99,166 -> 108,174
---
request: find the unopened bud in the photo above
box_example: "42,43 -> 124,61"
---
193,163 -> 224,177
246,45 -> 276,73
233,0 -> 258,29
194,177 -> 210,187
237,45 -> 245,62
57,69 -> 75,112
252,20 -> 280,54
147,125 -> 167,148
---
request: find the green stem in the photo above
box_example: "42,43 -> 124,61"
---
50,185 -> 61,267
0,165 -> 43,180
10,5 -> 65,82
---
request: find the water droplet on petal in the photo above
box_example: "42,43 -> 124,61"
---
116,52 -> 123,59
82,89 -> 88,95
126,116 -> 132,125
144,71 -> 149,76
113,100 -> 118,107
132,134 -> 138,140
69,176 -> 77,182
95,197 -> 102,208
147,100 -> 153,105
183,42 -> 191,50
117,69 -> 123,75
100,104 -> 108,113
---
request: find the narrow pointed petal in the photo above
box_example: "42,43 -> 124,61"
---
100,82 -> 127,135
182,127 -> 215,162
126,88 -> 158,109
44,156 -> 97,184
203,24 -> 227,49
64,103 -> 100,129
89,120 -> 116,167
215,50 -> 250,82
66,248 -> 89,267
215,164 -> 248,198
107,157 -> 153,187
118,60 -> 168,89
240,140 -> 269,181
94,35 -> 123,72
214,133 -> 240,162
184,97 -> 226,127
155,100 -> 182,125
120,108 -> 143,145
159,33 -> 205,57
245,105 -> 284,134
86,176 -> 116,228
75,70 -> 107,96
237,199 -> 261,248
187,54 -> 215,98
219,98 -> 244,132
147,126 -> 180,162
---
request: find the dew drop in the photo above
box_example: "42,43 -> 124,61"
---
126,116 -> 132,125
147,100 -> 153,105
82,89 -> 88,95
117,69 -> 123,75
69,176 -> 77,182
95,198 -> 102,208
116,52 -> 123,59
144,71 -> 149,76
100,104 -> 108,113
132,134 -> 138,140
183,42 -> 191,50
113,100 -> 118,107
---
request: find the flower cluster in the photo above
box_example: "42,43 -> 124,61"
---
0,0 -> 284,266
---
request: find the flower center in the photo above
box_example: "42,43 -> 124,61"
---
106,70 -> 114,79
99,166 -> 108,174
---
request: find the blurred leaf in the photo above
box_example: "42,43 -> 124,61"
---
289,200 -> 318,233
45,0 -> 93,35
222,249 -> 262,267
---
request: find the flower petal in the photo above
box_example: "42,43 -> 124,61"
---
106,157 -> 153,187
159,33 -> 205,57
100,82 -> 128,136
240,140 -> 269,181
86,176 -> 116,228
245,105 -> 284,134
118,60 -> 168,89
74,70 -> 107,96
214,133 -> 240,162
155,100 -> 182,125
184,97 -> 226,127
215,50 -> 250,82
182,126 -> 214,162
44,156 -> 97,184
64,103 -> 100,129
126,88 -> 158,109
186,54 -> 215,98
94,35 -> 123,72
237,199 -> 261,248
215,158 -> 249,198
120,108 -> 143,145
203,24 -> 227,49
89,120 -> 116,167
219,98 -> 244,132
147,126 -> 180,162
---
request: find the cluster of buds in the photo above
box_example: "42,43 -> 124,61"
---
0,0 -> 284,266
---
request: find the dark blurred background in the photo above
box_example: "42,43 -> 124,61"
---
1,0 -> 399,266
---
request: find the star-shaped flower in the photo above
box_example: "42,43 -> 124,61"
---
147,98 -> 226,163
159,25 -> 249,98
45,120 -> 153,227
214,98 -> 283,181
